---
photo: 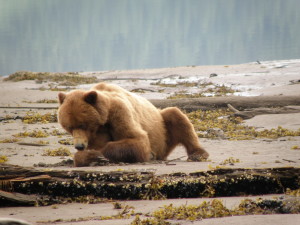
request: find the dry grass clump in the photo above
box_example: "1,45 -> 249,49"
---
36,99 -> 58,103
22,111 -> 57,124
291,145 -> 300,150
0,138 -> 19,143
24,99 -> 58,104
152,199 -> 231,221
50,129 -> 67,137
0,155 -> 8,163
142,198 -> 300,223
4,71 -> 98,85
220,157 -> 241,165
131,215 -> 170,225
13,130 -> 49,138
286,188 -> 300,197
13,129 -> 67,139
58,138 -> 73,145
43,147 -> 72,156
168,91 -> 205,99
152,80 -> 200,88
210,84 -> 235,96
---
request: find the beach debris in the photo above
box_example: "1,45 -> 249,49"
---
0,217 -> 32,225
0,190 -> 37,207
291,145 -> 300,150
220,157 -> 240,165
42,147 -> 72,157
0,155 -> 8,163
22,111 -> 57,124
210,73 -> 218,77
17,141 -> 49,147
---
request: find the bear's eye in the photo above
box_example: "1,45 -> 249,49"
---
63,124 -> 73,131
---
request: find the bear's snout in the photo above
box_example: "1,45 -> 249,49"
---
72,129 -> 88,151
75,143 -> 86,151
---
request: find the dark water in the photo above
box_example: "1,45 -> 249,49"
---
1,0 -> 300,76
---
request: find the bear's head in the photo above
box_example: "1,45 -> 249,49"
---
58,90 -> 109,151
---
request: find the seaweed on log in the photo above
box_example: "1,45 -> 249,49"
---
0,164 -> 300,204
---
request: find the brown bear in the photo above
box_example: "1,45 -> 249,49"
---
58,82 -> 209,166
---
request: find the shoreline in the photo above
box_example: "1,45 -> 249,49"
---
0,59 -> 300,225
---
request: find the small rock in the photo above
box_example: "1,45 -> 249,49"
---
207,128 -> 226,139
274,64 -> 287,68
37,162 -> 46,167
289,79 -> 300,84
209,73 -> 218,78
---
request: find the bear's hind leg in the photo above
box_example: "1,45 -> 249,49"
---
161,107 -> 209,161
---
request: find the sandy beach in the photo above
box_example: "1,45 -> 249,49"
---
0,59 -> 300,224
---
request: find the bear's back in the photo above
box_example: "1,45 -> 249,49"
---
92,82 -> 125,93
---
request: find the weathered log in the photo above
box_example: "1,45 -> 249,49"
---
150,96 -> 300,111
0,190 -> 37,206
1,96 -> 300,112
0,164 -> 299,201
228,104 -> 300,119
0,164 -> 153,181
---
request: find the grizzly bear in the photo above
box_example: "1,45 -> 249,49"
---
58,82 -> 209,166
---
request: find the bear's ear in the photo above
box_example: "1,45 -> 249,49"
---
58,93 -> 67,104
84,91 -> 98,105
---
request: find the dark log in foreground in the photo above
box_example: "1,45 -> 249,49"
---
150,96 -> 300,112
0,164 -> 299,205
0,190 -> 37,206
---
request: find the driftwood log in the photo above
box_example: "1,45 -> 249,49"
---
1,96 -> 300,121
1,96 -> 300,111
227,104 -> 300,119
0,164 -> 299,206
150,96 -> 300,112
0,190 -> 37,206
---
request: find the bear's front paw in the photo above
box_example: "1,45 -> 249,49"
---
74,150 -> 109,167
89,154 -> 110,166
187,152 -> 209,162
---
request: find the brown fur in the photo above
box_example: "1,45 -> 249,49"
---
58,82 -> 208,166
